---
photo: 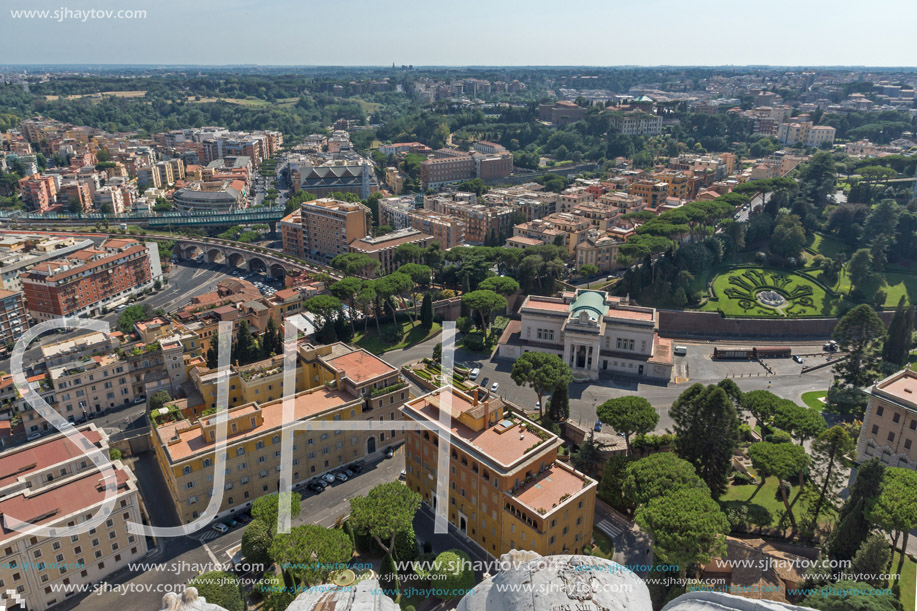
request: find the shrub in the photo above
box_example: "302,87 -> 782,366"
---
765,429 -> 793,444
732,472 -> 755,486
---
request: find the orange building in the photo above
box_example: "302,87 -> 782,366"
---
402,387 -> 596,558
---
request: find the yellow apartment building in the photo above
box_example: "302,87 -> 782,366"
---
153,343 -> 408,522
857,368 -> 917,469
401,387 -> 596,559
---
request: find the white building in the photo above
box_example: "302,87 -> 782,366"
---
498,289 -> 673,382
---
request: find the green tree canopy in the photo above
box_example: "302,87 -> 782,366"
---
187,572 -> 245,611
802,580 -> 899,611
511,352 -> 572,418
149,390 -> 172,413
240,518 -> 273,566
269,524 -> 353,585
461,289 -> 507,337
623,452 -> 707,507
478,276 -> 520,296
868,467 -> 917,582
596,396 -> 659,454
635,487 -> 729,578
748,441 -> 809,537
117,303 -> 152,333
251,492 -> 302,531
832,304 -> 885,388
349,481 -> 421,556
428,549 -> 475,600
671,384 -> 740,497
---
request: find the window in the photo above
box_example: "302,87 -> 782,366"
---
888,432 -> 895,442
876,406 -> 884,417
893,413 -> 901,424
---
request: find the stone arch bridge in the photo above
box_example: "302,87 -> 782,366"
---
173,238 -> 321,278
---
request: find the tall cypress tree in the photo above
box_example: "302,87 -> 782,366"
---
420,293 -> 433,330
882,296 -> 913,366
548,383 -> 570,422
671,384 -> 740,498
826,458 -> 885,562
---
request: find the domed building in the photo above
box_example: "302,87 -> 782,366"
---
455,550 -> 816,611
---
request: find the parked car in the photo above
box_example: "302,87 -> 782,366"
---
212,523 -> 229,534
350,463 -> 364,473
342,469 -> 354,478
307,482 -> 325,493
133,395 -> 146,404
335,472 -> 348,482
593,421 -> 602,432
469,368 -> 480,380
823,341 -> 839,352
792,355 -> 803,363
480,377 -> 489,389
226,519 -> 238,528
399,470 -> 406,480
384,447 -> 394,459
26,432 -> 42,441
490,382 -> 499,393
674,346 -> 687,356
237,514 -> 251,524
321,473 -> 336,484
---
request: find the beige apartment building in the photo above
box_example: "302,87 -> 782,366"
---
402,387 -> 596,559
347,228 -> 432,275
49,352 -> 136,420
0,425 -> 148,611
856,368 -> 917,469
300,198 -> 371,263
153,343 -> 407,523
408,209 -> 465,249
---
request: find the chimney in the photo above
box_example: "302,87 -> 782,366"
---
484,400 -> 490,425
473,387 -> 479,406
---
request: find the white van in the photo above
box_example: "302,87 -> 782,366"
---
469,368 -> 480,380
674,346 -> 687,356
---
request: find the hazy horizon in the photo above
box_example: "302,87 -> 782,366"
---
2,0 -> 916,67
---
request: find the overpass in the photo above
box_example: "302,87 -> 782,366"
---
0,206 -> 289,230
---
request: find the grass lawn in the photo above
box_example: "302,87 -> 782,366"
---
590,527 -> 615,559
720,474 -> 813,529
353,320 -> 440,355
814,267 -> 917,308
892,552 -> 916,611
801,391 -> 828,411
806,233 -> 852,260
701,267 -> 831,317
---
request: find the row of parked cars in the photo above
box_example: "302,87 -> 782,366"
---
305,446 -> 395,493
211,510 -> 253,533
208,446 -> 396,535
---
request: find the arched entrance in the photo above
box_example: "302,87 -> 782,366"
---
367,437 -> 376,454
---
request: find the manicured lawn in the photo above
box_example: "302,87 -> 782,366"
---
893,552 -> 916,611
806,233 -> 852,260
353,320 -> 440,355
590,527 -> 615,559
801,391 -> 828,411
720,473 -> 813,529
701,267 -> 831,317
814,267 -> 917,308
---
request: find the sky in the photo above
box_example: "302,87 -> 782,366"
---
1,0 -> 916,67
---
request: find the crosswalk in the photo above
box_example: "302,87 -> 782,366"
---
197,529 -> 221,542
596,518 -> 627,540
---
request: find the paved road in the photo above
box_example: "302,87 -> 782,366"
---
66,449 -> 406,611
383,333 -> 835,436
